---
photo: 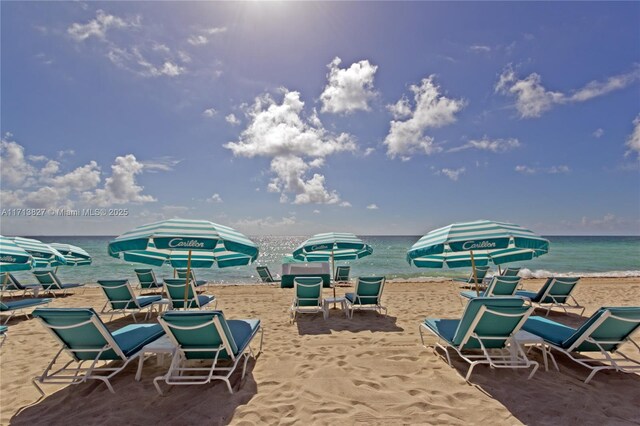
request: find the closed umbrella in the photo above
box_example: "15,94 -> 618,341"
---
407,220 -> 549,295
50,243 -> 92,266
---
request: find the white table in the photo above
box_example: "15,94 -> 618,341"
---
324,297 -> 348,317
135,335 -> 176,380
511,330 -> 550,371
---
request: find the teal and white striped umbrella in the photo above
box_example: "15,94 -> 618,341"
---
108,219 -> 259,269
0,235 -> 34,272
50,243 -> 92,266
407,220 -> 549,268
292,232 -> 373,262
10,237 -> 67,268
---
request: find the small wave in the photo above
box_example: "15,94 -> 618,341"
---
518,268 -> 640,279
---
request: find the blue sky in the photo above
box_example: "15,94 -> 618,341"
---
1,2 -> 639,236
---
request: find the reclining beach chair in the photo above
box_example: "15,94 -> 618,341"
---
163,278 -> 216,310
256,266 -> 280,283
515,277 -> 584,316
0,298 -> 52,324
0,325 -> 6,348
454,265 -> 491,289
134,268 -> 163,294
500,267 -> 521,277
175,269 -> 207,287
1,272 -> 40,297
344,276 -> 387,319
32,308 -> 165,395
154,310 -> 263,395
334,265 -> 351,287
420,297 -> 538,381
33,270 -> 84,297
460,276 -> 521,302
290,277 -> 326,323
97,279 -> 162,322
522,307 -> 640,383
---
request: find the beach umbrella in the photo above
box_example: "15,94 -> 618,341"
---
0,236 -> 35,290
406,220 -> 549,294
292,232 -> 373,281
108,219 -> 259,304
50,243 -> 92,266
9,237 -> 67,268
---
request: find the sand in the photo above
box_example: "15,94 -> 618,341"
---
1,277 -> 639,425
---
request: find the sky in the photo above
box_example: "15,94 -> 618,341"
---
1,2 -> 639,236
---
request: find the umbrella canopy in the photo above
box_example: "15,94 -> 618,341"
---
50,243 -> 92,266
10,237 -> 67,268
0,235 -> 34,272
406,220 -> 549,269
108,219 -> 259,268
292,233 -> 373,262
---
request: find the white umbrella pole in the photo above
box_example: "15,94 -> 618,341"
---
183,250 -> 192,307
470,250 -> 480,296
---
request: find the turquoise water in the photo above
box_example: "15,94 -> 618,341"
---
9,235 -> 640,285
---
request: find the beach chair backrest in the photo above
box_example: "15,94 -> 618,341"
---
164,278 -> 199,309
485,276 -> 520,296
564,307 -> 640,352
501,267 -> 521,277
2,273 -> 22,291
540,277 -> 580,304
335,266 -> 350,281
354,276 -> 385,305
135,268 -> 158,288
256,266 -> 275,283
32,308 -> 125,361
475,265 -> 490,280
176,269 -> 197,281
97,279 -> 138,310
160,311 -> 238,360
294,277 -> 323,307
33,270 -> 61,289
453,297 -> 531,349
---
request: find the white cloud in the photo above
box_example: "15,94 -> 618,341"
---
515,165 -> 537,175
339,201 -> 352,208
515,164 -> 571,175
202,108 -> 217,118
225,113 -> 240,125
320,57 -> 378,114
313,209 -> 320,214
141,157 -> 182,172
436,167 -> 465,181
1,136 -> 36,185
470,45 -> 491,53
386,96 -> 412,119
384,76 -> 466,159
207,193 -> 223,203
593,128 -> 604,138
67,10 -> 134,41
366,204 -> 379,210
205,27 -> 227,35
449,136 -> 521,153
187,27 -> 226,46
496,65 -> 640,118
187,35 -> 208,46
363,147 -> 376,156
625,114 -> 640,158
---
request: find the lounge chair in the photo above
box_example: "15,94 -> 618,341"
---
344,276 -> 387,319
454,265 -> 491,288
1,272 -> 40,297
163,278 -> 216,310
97,279 -> 162,322
32,308 -> 165,394
290,277 -> 326,323
256,266 -> 280,283
0,325 -> 6,347
134,268 -> 163,293
33,270 -> 84,297
522,307 -> 640,383
1,298 -> 52,324
334,265 -> 351,287
175,269 -> 207,287
515,277 -> 584,316
460,276 -> 521,301
153,310 -> 263,395
420,297 -> 538,380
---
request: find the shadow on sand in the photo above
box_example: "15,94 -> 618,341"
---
295,311 -> 404,335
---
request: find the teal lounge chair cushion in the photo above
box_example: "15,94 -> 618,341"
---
227,319 -> 261,353
460,290 -> 487,299
515,290 -> 538,300
0,298 -> 51,311
423,318 -> 459,345
0,325 -> 6,334
111,323 -> 166,357
137,295 -> 162,308
521,316 -> 575,346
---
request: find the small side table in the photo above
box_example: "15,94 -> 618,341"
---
135,335 -> 176,380
324,297 -> 348,317
512,330 -> 552,371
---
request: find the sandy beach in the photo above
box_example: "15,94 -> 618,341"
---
1,277 -> 639,425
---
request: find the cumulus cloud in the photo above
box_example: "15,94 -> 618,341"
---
384,76 -> 466,159
67,9 -> 135,41
202,108 -> 217,118
449,136 -> 521,153
496,65 -> 640,118
515,164 -> 571,175
207,193 -> 223,203
1,136 -> 36,185
224,90 -> 355,205
593,128 -> 604,138
625,114 -> 640,158
225,113 -> 240,125
435,167 -> 465,181
366,204 -> 379,210
320,57 -> 378,114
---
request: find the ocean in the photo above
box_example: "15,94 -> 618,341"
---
9,235 -> 640,285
